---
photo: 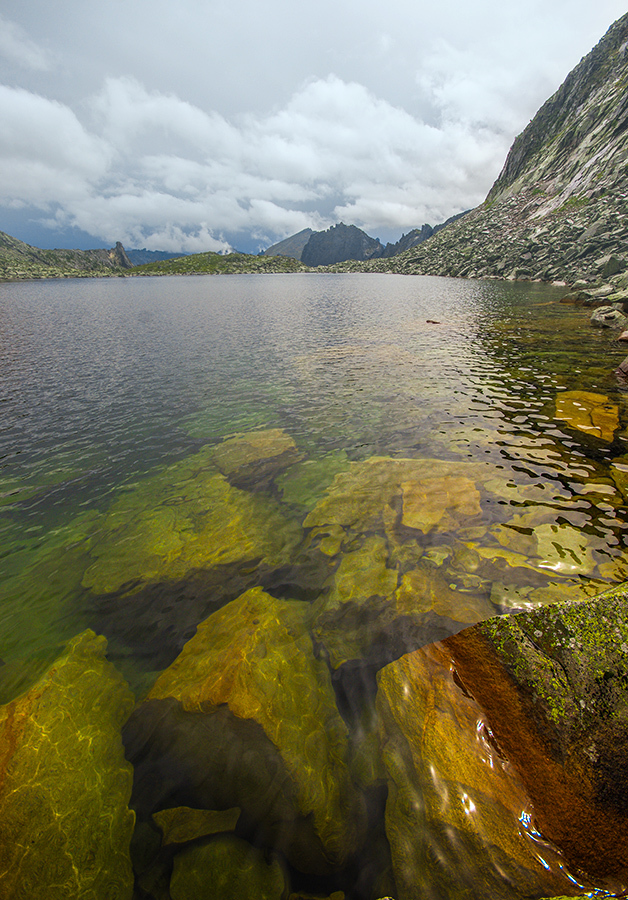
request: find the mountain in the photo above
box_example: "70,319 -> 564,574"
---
301,223 -> 384,266
365,12 -> 628,285
262,229 -> 314,259
126,249 -> 189,266
378,212 -> 470,258
0,232 -> 133,279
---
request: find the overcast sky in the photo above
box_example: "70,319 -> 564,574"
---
0,1 -> 626,253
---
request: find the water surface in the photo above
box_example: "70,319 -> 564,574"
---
1,273 -> 627,897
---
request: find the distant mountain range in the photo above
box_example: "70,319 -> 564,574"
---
262,214 -> 469,267
4,12 -> 628,287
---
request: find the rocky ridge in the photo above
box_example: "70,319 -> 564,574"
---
328,13 -> 628,284
0,230 -> 133,279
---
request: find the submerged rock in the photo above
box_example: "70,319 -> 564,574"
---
82,446 -> 302,595
126,588 -> 366,874
0,631 -> 135,899
153,806 -> 240,847
554,390 -> 619,442
170,833 -> 288,900
211,428 -> 302,489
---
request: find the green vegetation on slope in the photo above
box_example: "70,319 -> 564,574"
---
131,251 -> 311,275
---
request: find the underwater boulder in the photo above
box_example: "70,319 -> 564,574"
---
0,631 -> 135,899
126,588 -> 367,875
170,833 -> 288,900
153,806 -> 241,847
554,391 -> 619,442
310,537 -> 494,670
82,446 -> 303,595
211,428 -> 302,489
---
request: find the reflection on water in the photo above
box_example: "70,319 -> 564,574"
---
1,274 -> 627,897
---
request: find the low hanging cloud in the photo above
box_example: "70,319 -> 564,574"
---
0,74 -> 514,251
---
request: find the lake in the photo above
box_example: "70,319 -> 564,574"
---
1,273 -> 627,898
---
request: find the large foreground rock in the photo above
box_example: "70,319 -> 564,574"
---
377,584 -> 628,898
0,631 -> 135,899
125,588 -> 366,875
445,583 -> 628,882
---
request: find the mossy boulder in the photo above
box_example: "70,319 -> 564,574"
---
377,641 -> 576,900
445,582 -> 628,881
126,588 -> 366,874
82,446 -> 303,595
170,833 -> 288,900
0,631 -> 135,898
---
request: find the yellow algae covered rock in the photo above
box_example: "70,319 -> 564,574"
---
309,535 -> 400,668
401,474 -> 481,534
555,391 -> 619,442
153,806 -> 240,847
143,588 -> 366,873
82,446 -> 302,595
310,539 -> 494,669
211,428 -> 301,486
305,456 -> 482,534
170,834 -> 288,900
377,642 -> 579,900
395,566 -> 494,624
0,631 -> 135,899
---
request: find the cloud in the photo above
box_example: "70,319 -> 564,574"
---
0,74 -> 521,250
0,14 -> 54,71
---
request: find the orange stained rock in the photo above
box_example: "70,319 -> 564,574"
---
377,642 -> 578,900
401,474 -> 481,533
554,391 -> 619,442
445,626 -> 628,883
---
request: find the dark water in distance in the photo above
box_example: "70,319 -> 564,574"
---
2,273 -> 628,897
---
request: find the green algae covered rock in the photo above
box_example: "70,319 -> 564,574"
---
0,630 -> 135,899
170,834 -> 288,900
82,446 -> 303,595
134,588 -> 366,874
211,428 -> 301,487
153,806 -> 240,847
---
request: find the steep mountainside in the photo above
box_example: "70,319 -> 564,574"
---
366,12 -> 628,284
262,228 -> 314,259
0,232 -> 133,279
301,223 -> 384,266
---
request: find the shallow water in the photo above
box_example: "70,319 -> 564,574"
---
1,273 -> 627,897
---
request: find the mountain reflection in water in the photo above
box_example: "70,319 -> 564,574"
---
1,273 -> 627,898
